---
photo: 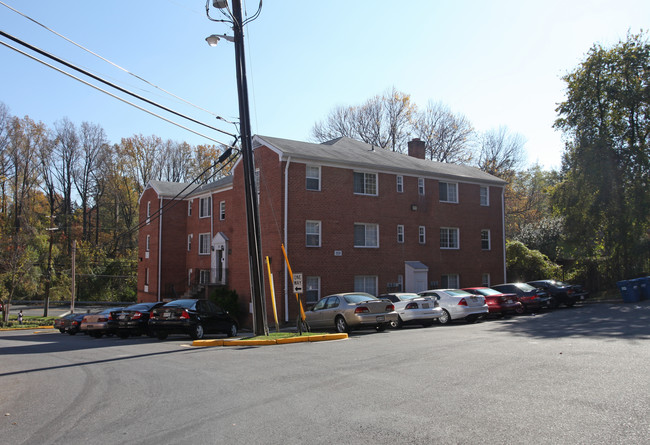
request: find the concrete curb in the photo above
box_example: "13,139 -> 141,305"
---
0,326 -> 54,331
192,333 -> 348,347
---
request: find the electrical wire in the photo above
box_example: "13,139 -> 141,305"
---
0,1 -> 238,126
0,29 -> 236,142
0,38 -> 234,148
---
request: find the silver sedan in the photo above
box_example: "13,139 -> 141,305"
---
418,289 -> 488,324
305,292 -> 398,333
379,293 -> 443,328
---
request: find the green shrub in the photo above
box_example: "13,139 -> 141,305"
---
209,287 -> 242,321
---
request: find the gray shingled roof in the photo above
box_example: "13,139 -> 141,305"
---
255,135 -> 506,186
147,176 -> 233,199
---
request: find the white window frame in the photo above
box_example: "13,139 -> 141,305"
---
306,220 -> 321,247
306,165 -> 321,191
442,274 -> 459,288
199,269 -> 210,285
187,234 -> 193,251
439,182 -> 458,203
146,235 -> 150,252
482,273 -> 491,287
219,201 -> 226,220
397,225 -> 404,244
198,233 -> 210,255
481,229 -> 491,250
354,223 -> 379,248
353,172 -> 378,196
419,226 -> 426,244
440,227 -> 460,249
480,186 -> 489,206
418,177 -> 425,196
199,196 -> 211,218
146,201 -> 151,224
188,200 -> 192,216
354,275 -> 378,296
305,276 -> 321,304
396,175 -> 404,193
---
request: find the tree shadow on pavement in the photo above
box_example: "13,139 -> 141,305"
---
492,301 -> 650,340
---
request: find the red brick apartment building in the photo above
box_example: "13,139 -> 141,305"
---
137,135 -> 507,327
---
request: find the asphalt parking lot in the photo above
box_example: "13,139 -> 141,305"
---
1,301 -> 649,445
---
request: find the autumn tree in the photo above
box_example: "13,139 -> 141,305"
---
553,31 -> 650,284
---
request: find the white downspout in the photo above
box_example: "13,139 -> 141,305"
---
501,187 -> 507,283
158,197 -> 163,302
284,157 -> 291,322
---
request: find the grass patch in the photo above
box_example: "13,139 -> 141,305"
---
239,331 -> 327,341
0,315 -> 58,329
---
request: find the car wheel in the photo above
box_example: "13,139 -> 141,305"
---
335,316 -> 349,333
375,323 -> 386,332
515,304 -> 525,315
227,323 -> 237,338
156,332 -> 168,340
190,323 -> 204,340
390,316 -> 404,329
438,309 -> 451,325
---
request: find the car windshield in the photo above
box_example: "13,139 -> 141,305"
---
125,303 -> 156,311
445,290 -> 473,297
163,299 -> 196,309
100,307 -> 122,314
476,288 -> 502,296
399,294 -> 421,300
343,294 -> 378,304
514,283 -> 536,291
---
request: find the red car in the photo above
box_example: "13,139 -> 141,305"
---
463,287 -> 522,316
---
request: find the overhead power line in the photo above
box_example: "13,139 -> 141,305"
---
0,29 -> 237,144
0,0 -> 238,126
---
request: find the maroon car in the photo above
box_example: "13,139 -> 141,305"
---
463,287 -> 522,316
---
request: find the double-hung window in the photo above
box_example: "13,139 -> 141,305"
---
439,182 -> 458,203
306,221 -> 321,247
480,186 -> 489,206
396,175 -> 403,193
481,230 -> 491,250
419,226 -> 426,244
354,172 -> 377,196
306,165 -> 321,191
199,197 -> 211,218
198,233 -> 210,255
354,223 -> 378,247
441,274 -> 459,288
305,276 -> 320,303
397,225 -> 404,244
440,227 -> 459,249
354,275 -> 378,296
418,178 -> 425,196
219,201 -> 226,220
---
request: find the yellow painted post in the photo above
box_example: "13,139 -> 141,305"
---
265,256 -> 279,332
281,244 -> 306,320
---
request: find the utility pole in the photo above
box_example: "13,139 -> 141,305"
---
71,240 -> 76,313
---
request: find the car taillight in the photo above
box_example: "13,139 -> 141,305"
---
405,302 -> 418,310
386,304 -> 395,311
180,310 -> 190,319
132,311 -> 142,320
149,311 -> 155,319
72,321 -> 79,326
108,313 -> 114,321
354,307 -> 369,314
458,298 -> 468,306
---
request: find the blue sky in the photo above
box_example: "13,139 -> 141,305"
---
1,0 -> 648,169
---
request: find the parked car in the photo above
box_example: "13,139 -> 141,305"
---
59,313 -> 86,335
462,287 -> 522,316
304,293 -> 397,333
526,280 -> 588,308
491,283 -> 550,313
54,313 -> 77,333
148,299 -> 238,340
379,293 -> 443,328
80,307 -> 123,338
108,302 -> 165,339
418,289 -> 489,324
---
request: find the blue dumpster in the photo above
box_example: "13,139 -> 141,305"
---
639,277 -> 650,301
617,280 -> 640,303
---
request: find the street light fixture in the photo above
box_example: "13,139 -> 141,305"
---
206,0 -> 268,336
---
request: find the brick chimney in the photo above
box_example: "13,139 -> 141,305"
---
407,138 -> 426,159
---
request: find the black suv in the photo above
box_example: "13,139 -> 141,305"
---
527,280 -> 588,308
